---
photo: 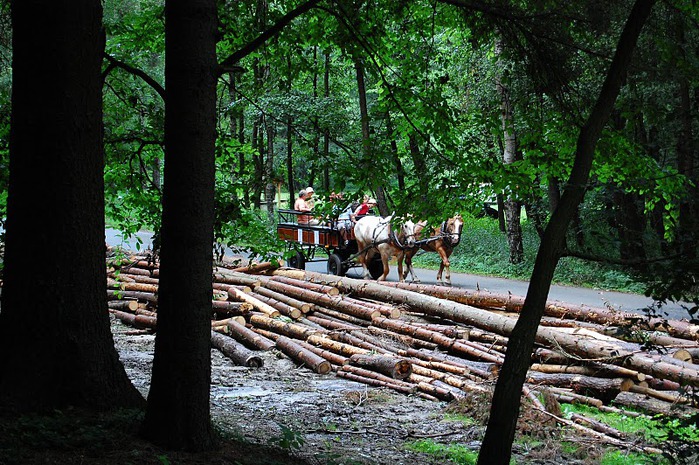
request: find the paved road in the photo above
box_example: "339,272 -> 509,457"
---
105,228 -> 691,321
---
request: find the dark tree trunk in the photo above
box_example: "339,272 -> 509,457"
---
478,2 -> 654,463
386,112 -> 405,191
0,0 -> 143,413
355,58 -> 389,215
613,188 -> 647,263
286,115 -> 294,208
323,51 -> 331,190
676,18 -> 697,259
264,116 -> 276,219
251,119 -> 264,208
141,0 -> 217,451
409,134 -> 428,203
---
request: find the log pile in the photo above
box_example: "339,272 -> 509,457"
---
107,255 -> 698,450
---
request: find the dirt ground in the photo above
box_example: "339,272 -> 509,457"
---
110,318 -> 611,465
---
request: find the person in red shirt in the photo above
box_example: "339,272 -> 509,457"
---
351,197 -> 376,223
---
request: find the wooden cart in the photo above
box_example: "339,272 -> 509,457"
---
276,209 -> 383,278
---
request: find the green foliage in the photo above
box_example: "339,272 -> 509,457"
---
600,450 -> 668,465
407,439 -> 480,465
268,423 -> 305,451
561,403 -> 699,445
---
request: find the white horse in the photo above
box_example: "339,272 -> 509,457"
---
353,215 -> 417,281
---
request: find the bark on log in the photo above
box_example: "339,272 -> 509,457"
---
346,354 -> 412,379
231,260 -> 283,274
313,307 -> 373,326
629,384 -> 692,404
227,287 -> 280,317
111,310 -> 157,329
336,369 -> 417,394
304,314 -> 358,331
108,300 -> 139,312
526,372 -> 633,403
253,285 -> 312,313
107,289 -> 158,304
613,391 -> 696,418
210,331 -> 263,367
296,340 -> 348,366
213,268 -> 262,288
250,291 -> 303,319
267,275 -> 340,295
226,319 -> 275,350
249,313 -> 320,340
276,335 -> 332,374
305,333 -> 370,357
211,300 -> 253,316
570,413 -> 627,439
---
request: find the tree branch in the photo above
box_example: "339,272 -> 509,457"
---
102,53 -> 166,100
218,0 -> 321,72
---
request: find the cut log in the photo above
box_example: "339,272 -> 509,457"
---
346,354 -> 412,380
336,369 -> 417,395
252,285 -> 312,313
268,275 -> 340,295
613,391 -> 696,418
250,291 -> 303,319
570,413 -> 626,439
249,313 -> 320,340
107,289 -> 158,304
210,331 -> 263,367
211,300 -> 253,316
629,384 -> 692,404
108,300 -> 139,312
213,268 -> 262,288
526,372 -> 633,404
226,319 -> 275,350
276,336 -> 331,374
227,287 -> 280,317
295,340 -> 348,366
305,333 -> 370,357
230,260 -> 283,274
111,310 -> 157,329
304,314 -> 358,331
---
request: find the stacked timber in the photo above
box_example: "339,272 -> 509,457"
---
107,256 -> 697,449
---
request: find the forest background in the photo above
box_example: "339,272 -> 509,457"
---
0,0 -> 697,464
0,0 -> 697,306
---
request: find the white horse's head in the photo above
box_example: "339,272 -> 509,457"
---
400,219 -> 417,248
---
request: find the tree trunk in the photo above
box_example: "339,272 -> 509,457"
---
0,0 -> 143,412
478,2 -> 655,463
386,112 -> 405,191
264,116 -> 276,220
494,37 -> 524,264
141,0 -> 217,451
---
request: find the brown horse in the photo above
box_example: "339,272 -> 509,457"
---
400,215 -> 464,285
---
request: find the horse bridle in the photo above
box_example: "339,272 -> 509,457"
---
439,219 -> 463,247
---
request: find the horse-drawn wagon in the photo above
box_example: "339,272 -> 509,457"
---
276,209 -> 385,278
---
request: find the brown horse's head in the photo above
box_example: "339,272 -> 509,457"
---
443,215 -> 464,246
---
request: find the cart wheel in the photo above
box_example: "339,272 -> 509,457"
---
288,251 -> 306,270
368,255 -> 384,280
327,253 -> 345,276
